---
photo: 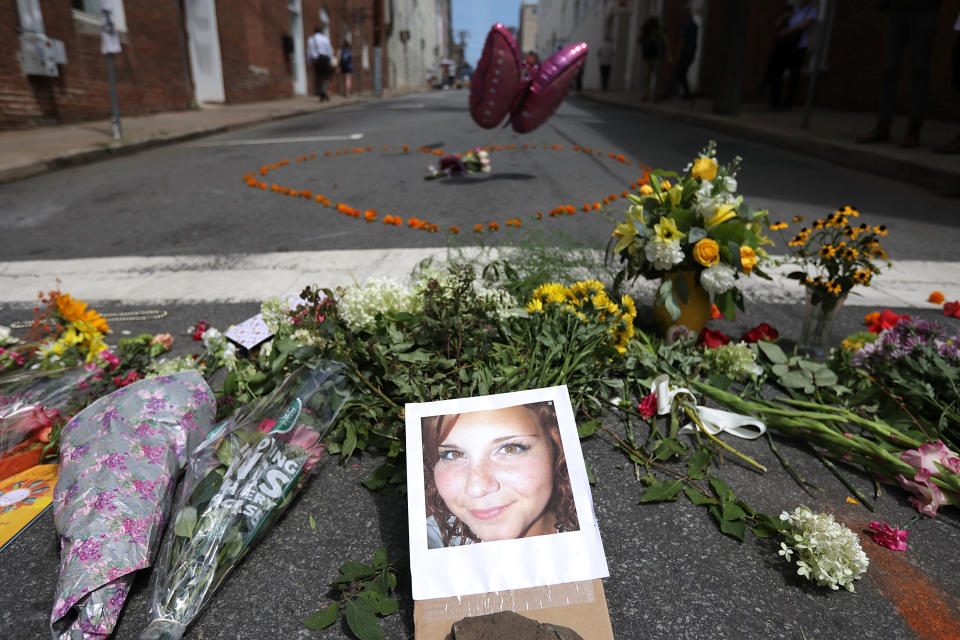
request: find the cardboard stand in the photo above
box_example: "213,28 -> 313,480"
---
414,578 -> 614,640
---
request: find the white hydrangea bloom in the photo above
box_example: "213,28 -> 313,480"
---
778,506 -> 869,591
722,176 -> 738,193
338,277 -> 421,333
644,238 -> 685,271
700,264 -> 736,295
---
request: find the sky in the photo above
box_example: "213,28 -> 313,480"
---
452,0 -> 526,67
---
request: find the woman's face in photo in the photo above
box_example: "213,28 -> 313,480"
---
433,406 -> 556,542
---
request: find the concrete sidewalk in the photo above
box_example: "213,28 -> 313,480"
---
0,90 -> 402,185
1,87 -> 958,196
581,90 -> 960,197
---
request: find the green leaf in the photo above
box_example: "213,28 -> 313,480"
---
216,438 -> 233,467
397,350 -> 431,363
653,437 -> 688,461
812,368 -> 838,387
577,419 -> 600,438
584,460 -> 597,485
719,515 -> 747,541
340,561 -> 377,581
686,446 -> 712,479
709,475 -> 735,501
309,514 -> 317,531
756,340 -> 788,364
304,602 -> 339,630
779,370 -> 811,388
688,226 -> 707,243
684,485 -> 718,506
372,546 -> 388,571
721,502 -> 748,522
173,506 -> 198,538
357,590 -> 399,616
640,479 -> 684,502
345,598 -> 384,640
716,290 -> 737,321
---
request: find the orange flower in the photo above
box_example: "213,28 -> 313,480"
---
366,146 -> 372,152
383,215 -> 395,224
364,210 -> 377,222
616,154 -> 626,163
565,205 -> 576,214
402,145 -> 409,152
474,224 -> 484,232
408,217 -> 420,227
489,222 -> 500,231
583,203 -> 591,212
55,294 -> 110,334
536,211 -> 543,219
433,149 -> 444,156
710,304 -> 723,320
450,225 -> 460,234
593,202 -> 602,210
392,216 -> 402,226
929,291 -> 945,304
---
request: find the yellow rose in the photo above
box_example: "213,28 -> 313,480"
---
639,184 -> 654,195
660,179 -> 672,190
691,156 -> 719,181
740,245 -> 758,274
693,238 -> 720,267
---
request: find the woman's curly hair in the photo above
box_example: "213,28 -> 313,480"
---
422,401 -> 579,546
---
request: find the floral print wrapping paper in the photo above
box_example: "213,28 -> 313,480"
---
50,371 -> 217,640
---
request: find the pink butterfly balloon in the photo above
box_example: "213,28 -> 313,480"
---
469,24 -> 588,134
469,23 -> 524,129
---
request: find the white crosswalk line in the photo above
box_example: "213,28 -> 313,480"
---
0,250 -> 956,309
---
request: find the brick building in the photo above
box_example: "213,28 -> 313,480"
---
2,0 -> 429,130
672,0 -> 960,121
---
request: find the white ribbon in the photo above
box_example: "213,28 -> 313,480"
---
649,374 -> 766,440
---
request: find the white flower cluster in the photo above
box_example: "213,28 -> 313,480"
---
260,296 -> 295,334
699,264 -> 736,295
145,356 -> 202,378
777,506 -> 869,592
645,238 -> 685,271
338,277 -> 421,333
702,342 -> 762,380
414,270 -> 522,320
693,175 -> 740,217
202,327 -> 237,370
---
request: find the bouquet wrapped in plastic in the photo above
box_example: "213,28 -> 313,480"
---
51,370 -> 217,640
0,368 -> 95,482
142,362 -> 350,640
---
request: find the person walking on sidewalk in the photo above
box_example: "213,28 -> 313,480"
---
338,41 -> 354,97
639,15 -> 665,101
659,5 -> 698,101
307,25 -> 334,102
767,0 -> 818,110
597,37 -> 614,91
857,0 -> 941,148
934,9 -> 960,153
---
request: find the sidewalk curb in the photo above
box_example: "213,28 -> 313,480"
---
0,89 -> 417,186
581,94 -> 960,197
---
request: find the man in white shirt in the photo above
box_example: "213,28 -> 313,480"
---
307,25 -> 334,102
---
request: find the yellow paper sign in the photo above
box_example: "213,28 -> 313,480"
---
0,464 -> 58,551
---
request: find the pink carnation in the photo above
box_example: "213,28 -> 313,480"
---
867,521 -> 908,551
895,441 -> 960,517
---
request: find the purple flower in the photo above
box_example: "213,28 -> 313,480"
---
73,537 -> 103,562
104,452 -> 127,470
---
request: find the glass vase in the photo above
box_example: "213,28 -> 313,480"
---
799,288 -> 846,358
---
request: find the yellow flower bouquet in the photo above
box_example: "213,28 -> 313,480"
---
609,142 -> 772,323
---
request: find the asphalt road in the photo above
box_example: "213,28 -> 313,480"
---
2,91 -> 960,640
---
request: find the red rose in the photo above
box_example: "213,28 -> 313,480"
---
944,301 -> 960,319
740,323 -> 779,343
865,309 -> 908,333
637,392 -> 657,419
698,328 -> 730,348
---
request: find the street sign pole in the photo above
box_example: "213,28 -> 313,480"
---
106,51 -> 122,140
101,4 -> 123,140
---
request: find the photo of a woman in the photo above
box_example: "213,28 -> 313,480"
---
422,401 -> 579,549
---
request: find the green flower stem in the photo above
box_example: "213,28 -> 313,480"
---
808,445 -> 875,512
592,418 -> 711,497
349,365 -> 399,408
777,397 -> 924,449
765,432 -> 822,494
679,402 -> 767,473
